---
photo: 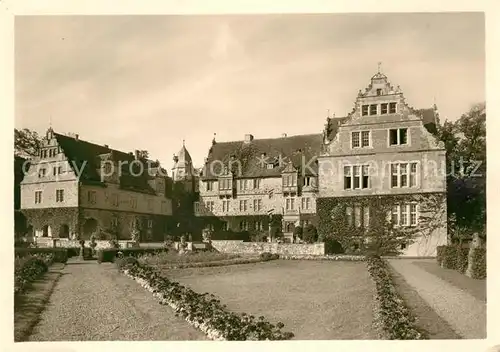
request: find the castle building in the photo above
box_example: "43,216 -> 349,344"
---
20,128 -> 174,242
194,70 -> 447,255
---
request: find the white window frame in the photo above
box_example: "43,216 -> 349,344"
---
351,131 -> 371,149
194,201 -> 200,213
388,128 -> 409,146
56,189 -> 64,202
361,104 -> 369,116
239,200 -> 247,212
391,203 -> 419,227
369,104 -> 378,116
253,199 -> 262,212
344,164 -> 370,190
381,103 -> 388,115
390,161 -> 419,188
389,102 -> 397,114
34,190 -> 42,204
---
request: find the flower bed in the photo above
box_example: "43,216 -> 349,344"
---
280,254 -> 366,261
14,254 -> 54,295
366,256 -> 427,340
15,248 -> 68,263
97,248 -> 167,263
139,251 -> 239,266
147,255 -> 279,269
117,259 -> 294,340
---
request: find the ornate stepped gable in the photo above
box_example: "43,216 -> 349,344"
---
321,71 -> 442,149
201,133 -> 325,180
51,131 -> 164,194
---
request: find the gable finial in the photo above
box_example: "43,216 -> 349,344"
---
182,139 -> 185,147
327,108 -> 330,118
378,61 -> 382,73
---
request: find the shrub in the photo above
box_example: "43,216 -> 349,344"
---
121,262 -> 294,340
366,256 -> 427,340
15,248 -> 68,263
115,256 -> 139,270
470,247 -> 486,279
97,248 -> 167,263
324,237 -> 344,254
456,246 -> 470,274
259,252 -> 279,261
441,245 -> 458,270
302,224 -> 318,244
14,254 -> 53,295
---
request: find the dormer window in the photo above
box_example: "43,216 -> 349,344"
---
389,102 -> 397,114
376,88 -> 382,96
266,163 -> 274,169
362,105 -> 369,116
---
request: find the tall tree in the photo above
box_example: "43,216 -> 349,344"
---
438,103 -> 486,240
14,128 -> 42,157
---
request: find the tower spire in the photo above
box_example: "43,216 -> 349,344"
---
378,61 -> 382,73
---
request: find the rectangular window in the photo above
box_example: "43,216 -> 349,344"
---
38,168 -> 46,177
381,103 -> 388,114
390,128 -> 409,146
240,220 -> 248,231
410,204 -> 418,226
222,221 -> 229,231
253,199 -> 262,211
363,207 -> 370,228
361,131 -> 370,147
206,181 -> 213,191
370,104 -> 377,115
401,205 -> 409,226
255,221 -> 263,231
391,162 -> 418,188
253,179 -> 261,189
362,105 -> 369,116
56,189 -> 64,202
352,132 -> 360,148
353,166 -> 361,189
391,205 -> 399,225
410,163 -> 418,187
239,200 -> 247,212
354,205 -> 362,228
304,176 -> 311,186
34,191 -> 42,204
222,200 -> 230,212
344,166 -> 352,190
400,163 -> 408,187
376,88 -> 382,96
362,165 -> 370,189
346,206 -> 353,227
206,201 -> 214,212
286,198 -> 295,210
389,102 -> 397,114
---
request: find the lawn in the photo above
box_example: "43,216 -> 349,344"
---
162,260 -> 378,340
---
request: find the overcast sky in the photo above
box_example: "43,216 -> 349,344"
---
15,13 -> 484,171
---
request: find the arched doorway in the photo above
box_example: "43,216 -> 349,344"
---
59,224 -> 70,238
82,218 -> 98,239
42,225 -> 50,237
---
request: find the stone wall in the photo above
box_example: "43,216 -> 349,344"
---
35,237 -> 137,249
211,240 -> 325,256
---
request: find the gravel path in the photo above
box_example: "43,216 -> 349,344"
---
388,259 -> 486,339
28,259 -> 207,341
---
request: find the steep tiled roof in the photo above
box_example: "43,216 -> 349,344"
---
54,133 -> 159,193
201,133 -> 323,180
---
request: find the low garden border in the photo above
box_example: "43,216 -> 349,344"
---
151,253 -> 279,269
280,254 -> 366,261
366,256 -> 428,340
117,258 -> 294,341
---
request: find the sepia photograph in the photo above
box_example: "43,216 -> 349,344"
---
10,10 -> 487,343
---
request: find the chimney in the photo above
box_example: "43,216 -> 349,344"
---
281,133 -> 287,138
75,134 -> 79,141
104,144 -> 109,149
134,150 -> 140,159
244,134 -> 254,143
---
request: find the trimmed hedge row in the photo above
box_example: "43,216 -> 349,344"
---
117,259 -> 294,340
471,248 -> 486,279
436,245 -> 486,278
97,248 -> 168,263
15,248 -> 68,263
280,254 -> 366,261
14,254 -> 54,295
366,256 -> 427,340
155,255 -> 279,269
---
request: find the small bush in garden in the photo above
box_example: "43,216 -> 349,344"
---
121,262 -> 294,340
259,252 -> 279,261
14,254 -> 53,295
15,248 -> 68,263
441,245 -> 458,269
366,256 -> 427,340
471,248 -> 486,279
456,246 -> 469,273
115,256 -> 139,270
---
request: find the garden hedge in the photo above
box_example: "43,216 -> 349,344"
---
15,248 -> 68,263
119,260 -> 294,340
470,248 -> 486,279
14,254 -> 53,295
366,256 -> 427,340
97,248 -> 167,263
